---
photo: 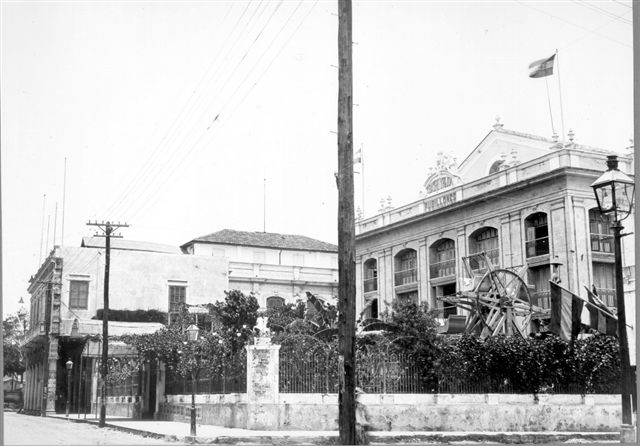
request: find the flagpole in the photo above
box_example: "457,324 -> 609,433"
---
361,144 -> 365,216
556,49 -> 566,145
544,76 -> 556,136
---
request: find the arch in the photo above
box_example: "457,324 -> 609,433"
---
363,258 -> 378,293
266,296 -> 285,310
468,226 -> 499,271
524,211 -> 549,257
394,248 -> 418,286
429,238 -> 456,279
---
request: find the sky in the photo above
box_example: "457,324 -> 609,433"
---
1,1 -> 633,317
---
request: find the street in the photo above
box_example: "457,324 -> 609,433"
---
3,412 -> 183,445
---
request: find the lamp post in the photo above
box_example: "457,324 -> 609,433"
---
186,324 -> 200,438
65,360 -> 73,418
591,155 -> 635,435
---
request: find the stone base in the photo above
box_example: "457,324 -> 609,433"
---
620,424 -> 636,443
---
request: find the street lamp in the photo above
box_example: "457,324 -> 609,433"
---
185,324 -> 200,438
591,154 -> 635,435
65,360 -> 73,418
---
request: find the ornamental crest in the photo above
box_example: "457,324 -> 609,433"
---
421,152 -> 461,196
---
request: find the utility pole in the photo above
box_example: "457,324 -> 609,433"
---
337,0 -> 356,444
86,221 -> 128,427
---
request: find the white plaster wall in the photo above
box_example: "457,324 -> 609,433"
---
57,246 -> 229,320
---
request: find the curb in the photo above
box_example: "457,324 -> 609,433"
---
40,416 -> 622,445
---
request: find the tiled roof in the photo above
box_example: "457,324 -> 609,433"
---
182,229 -> 338,253
81,236 -> 182,254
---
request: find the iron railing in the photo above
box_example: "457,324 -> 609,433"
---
532,290 -> 551,309
165,354 -> 247,395
363,277 -> 378,293
525,237 -> 549,257
394,268 -> 417,286
591,234 -> 613,253
429,259 -> 456,278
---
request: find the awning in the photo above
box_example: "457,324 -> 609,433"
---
60,319 -> 164,337
82,339 -> 138,358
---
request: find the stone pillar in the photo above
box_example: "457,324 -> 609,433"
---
245,336 -> 281,430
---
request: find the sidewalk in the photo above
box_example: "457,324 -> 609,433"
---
47,413 -> 620,444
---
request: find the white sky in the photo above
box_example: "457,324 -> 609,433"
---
1,1 -> 633,316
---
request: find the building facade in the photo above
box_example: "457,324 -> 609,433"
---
181,229 -> 339,309
22,239 -> 228,416
355,124 -> 635,338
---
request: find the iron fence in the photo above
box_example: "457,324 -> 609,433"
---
165,353 -> 246,395
279,348 -> 621,395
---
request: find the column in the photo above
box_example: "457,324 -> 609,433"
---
418,239 -> 429,306
500,215 -> 512,268
245,339 -> 281,429
45,336 -> 59,414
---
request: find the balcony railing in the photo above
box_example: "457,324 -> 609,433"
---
429,259 -> 456,278
469,249 -> 499,273
532,290 -> 550,309
363,277 -> 378,293
394,268 -> 417,286
591,234 -> 613,253
525,237 -> 549,257
596,288 -> 616,308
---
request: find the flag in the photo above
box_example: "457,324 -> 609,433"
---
528,54 -> 555,78
353,147 -> 362,164
549,281 -> 584,341
584,286 -> 618,336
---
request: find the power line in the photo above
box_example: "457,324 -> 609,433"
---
107,1 -> 272,220
101,1 -> 254,218
515,0 -> 632,49
127,1 -> 316,223
573,0 -> 631,25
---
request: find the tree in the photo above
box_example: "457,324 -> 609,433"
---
3,314 -> 26,378
210,290 -> 259,355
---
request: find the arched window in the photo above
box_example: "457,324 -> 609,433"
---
468,227 -> 499,272
394,249 -> 417,286
589,209 -> 613,253
429,239 -> 456,278
363,258 -> 378,293
525,212 -> 549,257
266,296 -> 285,310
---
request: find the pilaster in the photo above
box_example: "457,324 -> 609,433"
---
246,341 -> 281,429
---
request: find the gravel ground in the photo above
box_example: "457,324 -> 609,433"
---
3,412 -> 183,445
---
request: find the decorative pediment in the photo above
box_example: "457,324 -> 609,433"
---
421,152 -> 462,197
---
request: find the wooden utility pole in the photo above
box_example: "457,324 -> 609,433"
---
86,221 -> 128,427
337,0 -> 356,444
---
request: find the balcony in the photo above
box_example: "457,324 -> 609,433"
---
394,268 -> 417,287
429,259 -> 456,279
591,234 -> 613,254
526,237 -> 549,258
596,288 -> 616,308
532,290 -> 550,310
363,277 -> 378,293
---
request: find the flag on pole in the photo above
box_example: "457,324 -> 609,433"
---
353,147 -> 362,164
584,286 -> 618,336
549,281 -> 584,341
528,54 -> 555,78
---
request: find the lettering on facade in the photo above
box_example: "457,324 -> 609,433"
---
421,152 -> 461,199
424,191 -> 457,212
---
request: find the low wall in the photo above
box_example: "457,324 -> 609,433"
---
92,395 -> 142,419
161,393 -> 621,432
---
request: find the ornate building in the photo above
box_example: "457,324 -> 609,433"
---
355,123 -> 635,337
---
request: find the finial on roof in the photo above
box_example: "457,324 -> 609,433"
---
567,128 -> 574,143
386,195 -> 393,209
626,138 -> 634,152
493,116 -> 503,130
378,198 -> 386,213
552,131 -> 558,143
356,206 -> 363,221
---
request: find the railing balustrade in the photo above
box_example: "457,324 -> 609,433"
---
429,259 -> 456,278
394,268 -> 417,286
363,277 -> 378,293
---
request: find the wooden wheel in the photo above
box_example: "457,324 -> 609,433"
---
465,269 -> 535,338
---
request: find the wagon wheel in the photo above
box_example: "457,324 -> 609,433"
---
470,268 -> 534,338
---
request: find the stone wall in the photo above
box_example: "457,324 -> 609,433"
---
161,392 -> 620,432
92,396 -> 141,418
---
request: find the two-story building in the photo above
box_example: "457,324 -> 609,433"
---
355,122 -> 635,339
180,229 -> 339,310
22,238 -> 228,416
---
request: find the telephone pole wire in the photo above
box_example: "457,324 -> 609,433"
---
86,220 -> 129,428
337,0 -> 356,444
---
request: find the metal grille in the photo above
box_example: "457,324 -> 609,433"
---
165,352 -> 246,395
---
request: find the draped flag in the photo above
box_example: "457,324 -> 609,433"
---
529,54 -> 555,78
549,281 -> 584,341
584,286 -> 618,336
